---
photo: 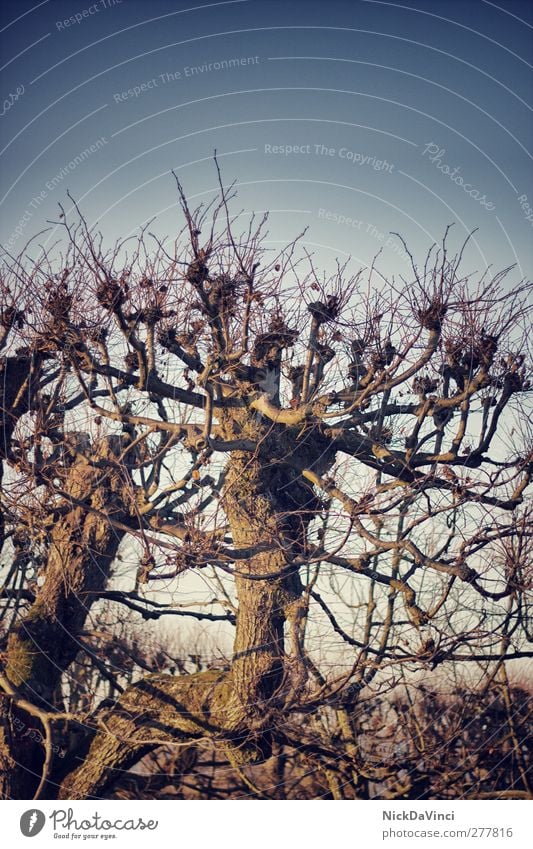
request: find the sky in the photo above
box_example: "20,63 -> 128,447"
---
1,0 -> 532,284
1,0 -> 531,671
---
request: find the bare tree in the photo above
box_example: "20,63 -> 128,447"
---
0,173 -> 531,800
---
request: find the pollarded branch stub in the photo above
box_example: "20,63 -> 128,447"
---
458,563 -> 479,584
251,314 -> 299,366
96,278 -> 127,312
158,326 -> 202,371
417,299 -> 447,331
347,359 -> 368,383
314,342 -> 336,364
477,329 -> 499,364
124,351 -> 138,371
0,306 -> 24,331
127,305 -> 166,326
463,333 -> 498,374
351,338 -> 367,357
186,256 -> 209,286
194,436 -> 209,452
500,353 -> 530,392
413,375 -> 439,398
136,554 -> 156,585
380,339 -> 397,366
205,274 -> 240,318
307,295 -> 340,325
371,339 -> 396,368
288,364 -> 305,401
44,280 -> 72,327
85,327 -> 108,348
175,330 -> 201,354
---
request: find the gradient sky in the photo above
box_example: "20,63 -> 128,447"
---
1,0 -> 532,282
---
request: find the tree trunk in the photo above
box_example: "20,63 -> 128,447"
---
0,436 -> 132,799
57,669 -> 228,799
223,451 -> 305,714
43,425 -> 332,799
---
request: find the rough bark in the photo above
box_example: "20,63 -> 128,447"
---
0,435 -> 133,799
224,450 -> 306,713
54,420 -> 333,799
57,669 -> 227,799
0,355 -> 34,463
0,353 -> 44,798
0,354 -> 40,549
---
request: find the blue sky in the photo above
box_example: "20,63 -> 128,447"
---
1,0 -> 532,281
